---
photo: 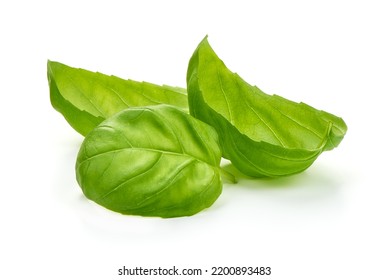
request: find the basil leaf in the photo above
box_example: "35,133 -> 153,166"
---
187,37 -> 347,177
48,61 -> 188,136
76,105 -> 222,218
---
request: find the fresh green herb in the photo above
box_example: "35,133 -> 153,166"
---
48,60 -> 188,136
75,105 -> 222,218
50,36 -> 347,218
186,37 -> 347,177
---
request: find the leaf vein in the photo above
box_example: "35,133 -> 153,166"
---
63,69 -> 105,116
98,153 -> 163,200
135,159 -> 196,207
217,69 -> 233,122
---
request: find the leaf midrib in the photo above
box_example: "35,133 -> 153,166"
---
76,147 -> 214,167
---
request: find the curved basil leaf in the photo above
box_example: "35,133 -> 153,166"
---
187,37 -> 347,177
76,105 -> 222,218
48,61 -> 188,136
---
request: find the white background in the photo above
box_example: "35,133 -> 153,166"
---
1,0 -> 388,279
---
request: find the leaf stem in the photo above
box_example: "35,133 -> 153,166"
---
220,167 -> 237,184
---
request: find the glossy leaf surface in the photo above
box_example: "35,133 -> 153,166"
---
76,105 -> 222,218
48,61 -> 188,136
187,37 -> 347,177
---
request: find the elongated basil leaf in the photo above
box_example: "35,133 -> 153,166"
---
76,105 -> 222,218
187,37 -> 347,177
48,61 -> 188,136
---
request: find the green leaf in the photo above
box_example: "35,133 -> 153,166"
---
75,105 -> 222,218
187,37 -> 347,177
48,61 -> 188,136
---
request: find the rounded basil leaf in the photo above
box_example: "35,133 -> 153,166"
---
76,105 -> 222,218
